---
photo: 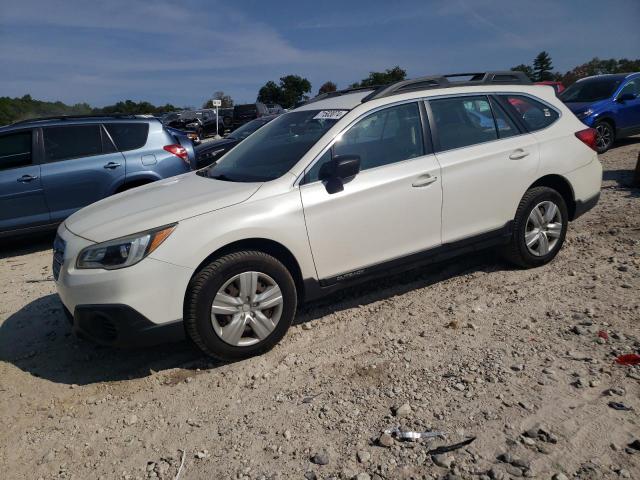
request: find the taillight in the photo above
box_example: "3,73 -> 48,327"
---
575,128 -> 597,151
164,144 -> 189,164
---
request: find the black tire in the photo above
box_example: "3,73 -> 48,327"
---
594,120 -> 615,153
504,186 -> 568,268
184,251 -> 297,361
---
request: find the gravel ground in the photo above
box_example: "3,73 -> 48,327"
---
1,138 -> 639,480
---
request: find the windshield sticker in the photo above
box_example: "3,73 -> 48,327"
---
313,110 -> 349,120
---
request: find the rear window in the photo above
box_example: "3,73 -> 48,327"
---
105,123 -> 149,151
0,131 -> 32,170
501,95 -> 559,131
43,125 -> 102,162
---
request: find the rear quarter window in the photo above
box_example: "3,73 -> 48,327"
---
104,123 -> 149,151
501,95 -> 559,131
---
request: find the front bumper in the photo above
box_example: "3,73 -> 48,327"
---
55,223 -> 194,347
64,303 -> 184,347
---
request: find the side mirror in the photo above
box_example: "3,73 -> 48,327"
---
617,92 -> 636,102
319,154 -> 361,181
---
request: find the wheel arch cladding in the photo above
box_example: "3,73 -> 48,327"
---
114,178 -> 154,193
596,116 -> 616,130
188,238 -> 305,303
528,175 -> 576,220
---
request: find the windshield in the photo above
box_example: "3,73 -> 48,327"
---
560,78 -> 623,103
228,118 -> 271,140
200,110 -> 343,182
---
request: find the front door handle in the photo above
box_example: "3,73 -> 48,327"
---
412,174 -> 438,187
104,162 -> 121,169
17,174 -> 38,183
509,149 -> 530,160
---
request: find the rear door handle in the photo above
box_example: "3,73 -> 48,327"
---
17,174 -> 38,182
509,149 -> 530,160
104,162 -> 121,169
412,173 -> 438,187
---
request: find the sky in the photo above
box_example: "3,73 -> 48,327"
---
1,0 -> 639,108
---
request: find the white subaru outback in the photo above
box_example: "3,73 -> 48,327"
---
53,72 -> 602,360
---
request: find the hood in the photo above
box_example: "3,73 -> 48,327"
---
563,99 -> 608,115
65,172 -> 261,242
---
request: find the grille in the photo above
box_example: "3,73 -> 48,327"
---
52,235 -> 66,281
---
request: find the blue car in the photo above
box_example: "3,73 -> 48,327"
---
560,72 -> 640,152
0,115 -> 195,238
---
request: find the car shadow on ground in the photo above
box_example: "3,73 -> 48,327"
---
602,169 -> 640,198
0,250 -> 506,386
0,232 -> 56,259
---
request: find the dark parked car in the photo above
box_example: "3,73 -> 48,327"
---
219,108 -> 234,130
0,115 -> 194,237
195,115 -> 278,168
232,102 -> 271,128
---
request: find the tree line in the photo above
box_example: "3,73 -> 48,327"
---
511,51 -> 640,84
2,54 -> 638,125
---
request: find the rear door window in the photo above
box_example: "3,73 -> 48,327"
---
430,96 -> 498,151
43,125 -> 102,162
0,131 -> 32,170
104,123 -> 149,151
500,95 -> 559,131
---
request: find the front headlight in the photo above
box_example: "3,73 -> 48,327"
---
577,108 -> 594,119
76,224 -> 176,270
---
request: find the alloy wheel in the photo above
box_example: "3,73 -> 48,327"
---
525,201 -> 563,257
595,123 -> 612,151
210,271 -> 283,347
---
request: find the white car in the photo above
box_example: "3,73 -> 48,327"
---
54,71 -> 602,360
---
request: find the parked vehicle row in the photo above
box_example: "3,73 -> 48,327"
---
0,115 -> 195,237
162,109 -> 223,143
53,71 -> 603,362
160,103 -> 284,143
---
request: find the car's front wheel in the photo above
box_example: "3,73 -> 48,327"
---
504,186 -> 568,268
185,251 -> 297,361
594,120 -> 614,153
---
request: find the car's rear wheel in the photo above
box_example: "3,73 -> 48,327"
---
504,186 -> 568,268
184,251 -> 297,361
594,120 -> 614,153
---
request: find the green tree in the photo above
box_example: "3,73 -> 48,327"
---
511,64 -> 534,80
257,75 -> 312,108
533,51 -> 554,81
318,81 -> 337,95
278,75 -> 312,108
350,66 -> 406,88
204,91 -> 233,108
257,80 -> 282,105
560,57 -> 640,86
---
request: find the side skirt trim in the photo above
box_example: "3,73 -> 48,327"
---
303,222 -> 512,301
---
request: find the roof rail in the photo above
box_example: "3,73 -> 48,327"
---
302,85 -> 379,106
361,70 -> 532,102
10,113 -> 152,126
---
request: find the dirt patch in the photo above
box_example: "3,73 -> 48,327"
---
1,138 -> 639,479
